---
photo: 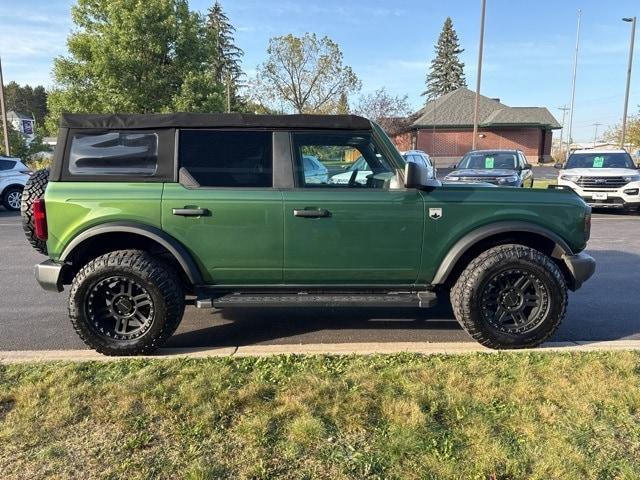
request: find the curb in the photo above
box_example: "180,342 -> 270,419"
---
1,340 -> 640,363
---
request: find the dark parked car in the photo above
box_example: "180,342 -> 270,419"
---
445,149 -> 534,187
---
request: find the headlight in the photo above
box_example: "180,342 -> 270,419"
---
622,174 -> 640,182
560,174 -> 581,182
446,176 -> 459,181
497,175 -> 519,184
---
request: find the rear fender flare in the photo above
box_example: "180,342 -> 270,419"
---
59,222 -> 203,285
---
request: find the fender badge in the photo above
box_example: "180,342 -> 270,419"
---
429,208 -> 443,220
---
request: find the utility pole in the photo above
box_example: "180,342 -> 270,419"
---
226,72 -> 231,113
557,105 -> 569,159
621,16 -> 636,149
567,9 -> 581,160
0,56 -> 9,156
593,122 -> 602,147
471,0 -> 487,150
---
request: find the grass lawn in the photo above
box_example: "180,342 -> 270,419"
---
2,352 -> 640,479
533,179 -> 558,189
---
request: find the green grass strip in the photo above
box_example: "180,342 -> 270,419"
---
1,351 -> 639,479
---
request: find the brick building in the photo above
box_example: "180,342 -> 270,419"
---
392,88 -> 561,165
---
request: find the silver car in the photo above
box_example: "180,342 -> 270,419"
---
1,157 -> 31,211
302,155 -> 329,184
401,150 -> 437,179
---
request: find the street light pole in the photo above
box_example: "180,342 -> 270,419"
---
621,16 -> 636,149
567,9 -> 581,160
471,0 -> 487,150
0,56 -> 10,156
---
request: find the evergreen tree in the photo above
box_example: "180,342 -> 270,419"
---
422,17 -> 466,101
205,1 -> 244,109
336,93 -> 349,114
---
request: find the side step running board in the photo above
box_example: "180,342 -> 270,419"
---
196,292 -> 437,309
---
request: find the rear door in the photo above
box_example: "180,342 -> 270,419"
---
282,131 -> 424,285
161,130 -> 283,285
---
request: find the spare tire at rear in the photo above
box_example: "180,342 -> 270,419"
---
21,168 -> 49,255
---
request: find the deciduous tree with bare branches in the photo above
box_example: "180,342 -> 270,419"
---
252,33 -> 360,114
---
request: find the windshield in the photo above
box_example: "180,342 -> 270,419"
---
458,152 -> 517,170
565,152 -> 635,169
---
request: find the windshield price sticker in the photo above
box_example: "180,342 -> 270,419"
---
593,156 -> 605,168
485,157 -> 495,168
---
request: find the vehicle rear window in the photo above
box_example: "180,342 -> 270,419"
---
565,152 -> 635,169
0,159 -> 16,171
69,131 -> 158,175
179,130 -> 272,187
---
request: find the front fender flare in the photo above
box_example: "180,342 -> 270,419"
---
431,221 -> 574,285
59,222 -> 203,285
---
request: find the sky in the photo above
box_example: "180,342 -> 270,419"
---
0,0 -> 638,142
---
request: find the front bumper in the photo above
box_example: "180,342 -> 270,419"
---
562,252 -> 596,291
35,260 -> 64,292
558,180 -> 640,209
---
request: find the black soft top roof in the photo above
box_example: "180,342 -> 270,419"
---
60,113 -> 372,130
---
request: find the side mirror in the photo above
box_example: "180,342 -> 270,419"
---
523,163 -> 532,170
450,163 -> 457,169
405,161 -> 441,189
554,162 -> 564,170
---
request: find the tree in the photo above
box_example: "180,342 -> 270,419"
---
252,33 -> 361,114
46,0 -> 225,133
422,17 -> 466,101
205,2 -> 243,84
603,111 -> 640,148
4,82 -> 48,126
353,87 -> 412,132
0,124 -> 48,163
336,93 -> 349,114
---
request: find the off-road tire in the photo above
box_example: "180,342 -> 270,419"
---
69,250 -> 185,356
2,186 -> 23,211
20,168 -> 49,255
450,244 -> 567,349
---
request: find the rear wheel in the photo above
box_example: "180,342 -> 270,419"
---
20,168 -> 49,254
68,250 -> 185,356
451,244 -> 567,349
2,186 -> 23,211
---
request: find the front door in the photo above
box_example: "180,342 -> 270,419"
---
161,130 -> 283,285
283,131 -> 424,284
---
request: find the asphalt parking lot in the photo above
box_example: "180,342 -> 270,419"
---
0,203 -> 638,351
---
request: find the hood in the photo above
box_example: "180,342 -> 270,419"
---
447,169 -> 517,178
560,168 -> 639,177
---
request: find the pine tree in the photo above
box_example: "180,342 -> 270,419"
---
205,1 -> 244,102
336,92 -> 349,114
422,17 -> 466,101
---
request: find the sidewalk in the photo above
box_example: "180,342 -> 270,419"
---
2,340 -> 640,363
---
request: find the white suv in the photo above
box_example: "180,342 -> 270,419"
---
0,157 -> 31,211
556,149 -> 640,212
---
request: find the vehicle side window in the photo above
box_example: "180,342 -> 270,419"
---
0,159 -> 16,171
519,153 -> 527,168
292,132 -> 394,189
69,131 -> 158,176
179,130 -> 272,188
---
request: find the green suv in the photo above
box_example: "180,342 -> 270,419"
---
22,113 -> 595,355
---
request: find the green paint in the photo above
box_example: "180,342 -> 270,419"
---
485,157 -> 495,168
45,180 -> 589,286
593,156 -> 605,168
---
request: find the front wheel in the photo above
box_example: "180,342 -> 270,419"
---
451,244 -> 567,349
68,250 -> 185,355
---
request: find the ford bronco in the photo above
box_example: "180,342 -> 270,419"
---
22,113 -> 595,355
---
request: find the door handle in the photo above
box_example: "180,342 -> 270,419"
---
172,208 -> 209,217
293,208 -> 331,218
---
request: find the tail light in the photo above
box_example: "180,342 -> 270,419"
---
33,199 -> 48,241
